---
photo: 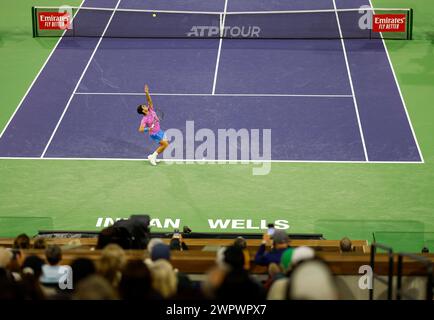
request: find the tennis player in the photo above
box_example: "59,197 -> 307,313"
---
137,84 -> 169,166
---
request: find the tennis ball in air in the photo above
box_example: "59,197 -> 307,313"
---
152,13 -> 157,17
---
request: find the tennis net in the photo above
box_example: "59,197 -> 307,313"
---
32,6 -> 413,40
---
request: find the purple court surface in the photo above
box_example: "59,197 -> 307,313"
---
0,0 -> 423,162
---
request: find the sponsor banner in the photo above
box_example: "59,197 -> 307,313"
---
372,14 -> 406,32
38,12 -> 72,30
96,217 -> 290,230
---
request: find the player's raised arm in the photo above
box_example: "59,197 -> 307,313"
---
144,84 -> 154,109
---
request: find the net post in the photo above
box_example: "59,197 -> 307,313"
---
408,8 -> 414,40
31,6 -> 36,38
73,7 -> 76,37
219,13 -> 223,38
368,8 -> 372,40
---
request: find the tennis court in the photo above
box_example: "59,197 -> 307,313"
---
0,0 -> 423,162
0,0 -> 433,252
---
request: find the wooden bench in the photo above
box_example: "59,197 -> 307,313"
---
0,238 -> 369,253
17,248 -> 434,276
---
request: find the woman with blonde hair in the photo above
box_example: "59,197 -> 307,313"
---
98,244 -> 126,287
148,259 -> 177,299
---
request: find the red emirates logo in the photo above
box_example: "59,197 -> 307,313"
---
372,14 -> 406,32
38,12 -> 72,30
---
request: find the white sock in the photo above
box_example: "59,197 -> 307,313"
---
152,152 -> 158,158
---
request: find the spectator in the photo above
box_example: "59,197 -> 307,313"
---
147,242 -> 194,297
263,263 -> 283,291
233,236 -> 247,249
40,245 -> 63,286
173,273 -> 197,300
71,258 -> 96,288
150,243 -> 171,262
0,248 -> 15,283
202,246 -> 232,298
202,247 -> 230,298
216,270 -> 266,301
267,246 -> 316,300
215,246 -> 265,300
202,265 -> 227,299
33,238 -> 47,249
22,255 -> 44,278
98,244 -> 126,287
288,259 -> 339,300
13,234 -> 30,249
148,259 -> 177,299
254,230 -> 289,266
280,247 -> 294,272
144,238 -> 164,265
72,275 -> 118,300
291,246 -> 315,266
340,237 -> 353,252
233,237 -> 251,270
119,260 -> 161,300
147,238 -> 164,254
216,245 -> 249,271
223,245 -> 245,270
0,247 -> 13,270
21,255 -> 45,300
6,249 -> 25,280
215,247 -> 228,269
0,276 -> 23,300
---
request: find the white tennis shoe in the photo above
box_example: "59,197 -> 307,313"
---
147,154 -> 157,166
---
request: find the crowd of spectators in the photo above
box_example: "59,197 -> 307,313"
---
0,229 -> 344,300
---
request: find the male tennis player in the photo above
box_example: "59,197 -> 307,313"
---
137,84 -> 169,166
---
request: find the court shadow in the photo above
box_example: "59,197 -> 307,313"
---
0,28 -> 32,47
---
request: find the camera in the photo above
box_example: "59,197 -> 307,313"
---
267,223 -> 275,237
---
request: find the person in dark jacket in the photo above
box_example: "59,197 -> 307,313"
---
254,230 -> 289,266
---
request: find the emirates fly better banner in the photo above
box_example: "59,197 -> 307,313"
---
372,14 -> 406,32
38,12 -> 72,30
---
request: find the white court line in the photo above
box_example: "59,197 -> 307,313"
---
34,6 -> 222,15
0,156 -> 423,164
332,0 -> 369,162
0,0 -> 86,141
33,6 -> 411,14
211,0 -> 228,95
40,0 -> 122,158
368,0 -> 424,163
224,8 -> 411,14
74,92 -> 353,98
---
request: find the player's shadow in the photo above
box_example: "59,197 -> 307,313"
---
419,31 -> 434,41
400,35 -> 434,86
0,28 -> 31,47
101,136 -> 146,158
